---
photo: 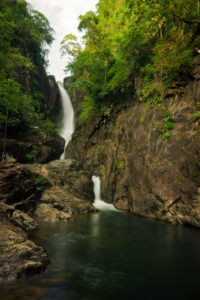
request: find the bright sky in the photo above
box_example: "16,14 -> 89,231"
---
27,0 -> 98,81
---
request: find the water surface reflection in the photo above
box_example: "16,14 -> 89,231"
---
1,211 -> 200,299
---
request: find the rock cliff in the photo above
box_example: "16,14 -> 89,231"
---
66,73 -> 200,227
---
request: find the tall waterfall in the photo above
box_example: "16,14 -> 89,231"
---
58,83 -> 74,159
92,176 -> 118,211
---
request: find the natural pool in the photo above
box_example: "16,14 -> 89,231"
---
1,209 -> 200,299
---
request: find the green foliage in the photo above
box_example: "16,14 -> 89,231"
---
34,176 -> 47,190
15,170 -> 22,181
115,156 -> 126,171
159,112 -> 174,140
164,121 -> 174,130
80,95 -> 95,120
63,0 -> 199,115
193,111 -> 200,121
39,120 -> 57,136
0,0 -> 54,143
0,79 -> 37,135
164,114 -> 174,130
25,148 -> 37,163
162,132 -> 171,140
61,34 -> 81,57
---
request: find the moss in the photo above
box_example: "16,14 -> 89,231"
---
115,156 -> 126,171
162,132 -> 171,140
193,111 -> 200,121
34,176 -> 47,191
158,112 -> 174,140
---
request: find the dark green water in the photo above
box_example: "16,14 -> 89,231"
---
2,210 -> 200,300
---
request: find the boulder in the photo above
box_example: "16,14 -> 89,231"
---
25,159 -> 96,222
0,221 -> 48,283
11,210 -> 38,231
35,203 -> 71,222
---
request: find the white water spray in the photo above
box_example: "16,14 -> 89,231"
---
58,83 -> 74,159
92,176 -> 118,211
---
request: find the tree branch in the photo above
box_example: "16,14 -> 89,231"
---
147,1 -> 200,24
172,11 -> 200,24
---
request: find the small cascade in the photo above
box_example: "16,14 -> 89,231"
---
58,83 -> 74,159
92,176 -> 118,211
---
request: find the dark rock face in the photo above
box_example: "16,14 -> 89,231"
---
0,159 -> 43,214
64,76 -> 85,123
47,75 -> 62,124
35,67 -> 61,122
66,78 -> 200,227
0,134 -> 65,164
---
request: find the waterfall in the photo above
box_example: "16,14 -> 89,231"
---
58,83 -> 74,159
92,176 -> 118,211
58,83 -> 116,211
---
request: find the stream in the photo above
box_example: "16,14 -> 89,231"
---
1,209 -> 200,299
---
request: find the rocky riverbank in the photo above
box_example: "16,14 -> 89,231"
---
0,158 -> 96,282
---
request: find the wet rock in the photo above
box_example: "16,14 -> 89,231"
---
11,210 -> 38,231
0,222 -> 48,283
47,75 -> 61,124
35,203 -> 71,222
25,159 -> 96,221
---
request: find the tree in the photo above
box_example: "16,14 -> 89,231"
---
61,34 -> 81,58
0,0 -> 54,143
0,79 -> 36,158
63,0 -> 200,117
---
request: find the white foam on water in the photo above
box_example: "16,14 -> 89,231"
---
58,83 -> 74,159
92,176 -> 118,211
